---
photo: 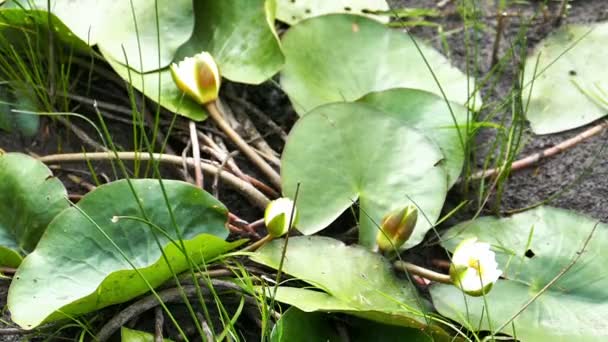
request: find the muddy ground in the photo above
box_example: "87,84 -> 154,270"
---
1,0 -> 608,340
389,0 -> 608,221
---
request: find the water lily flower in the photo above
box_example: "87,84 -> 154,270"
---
376,205 -> 418,253
264,197 -> 299,238
449,238 -> 502,296
170,52 -> 221,105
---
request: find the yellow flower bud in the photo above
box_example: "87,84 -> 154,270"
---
264,197 -> 299,238
170,52 -> 221,105
376,205 -> 418,253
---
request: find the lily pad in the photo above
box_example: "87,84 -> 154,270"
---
174,0 -> 284,84
103,0 -> 285,120
281,102 -> 447,248
280,14 -> 480,115
523,23 -> 608,134
121,327 -> 173,342
12,0 -> 194,72
251,236 -> 434,329
271,307 -> 433,342
0,153 -> 68,267
276,0 -> 389,25
358,88 -> 468,187
8,179 -> 242,329
430,206 -> 608,341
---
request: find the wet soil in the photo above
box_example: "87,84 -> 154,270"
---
389,0 -> 608,221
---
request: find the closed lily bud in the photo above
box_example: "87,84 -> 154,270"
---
170,52 -> 221,105
449,238 -> 502,297
376,205 -> 418,253
264,197 -> 299,238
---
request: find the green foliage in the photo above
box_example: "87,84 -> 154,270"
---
358,88 -> 468,187
11,0 -> 195,73
281,102 -> 447,248
10,0 -> 284,122
251,236 -> 440,331
0,85 -> 40,137
431,206 -> 608,341
524,23 -> 608,134
121,327 -> 174,342
271,307 -> 433,342
0,153 -> 68,267
280,14 -> 481,115
275,0 -> 389,24
8,179 -> 240,329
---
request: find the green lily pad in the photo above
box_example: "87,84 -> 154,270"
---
430,206 -> 608,341
276,0 -> 389,25
280,14 -> 480,115
251,236 -> 434,329
121,327 -> 173,342
11,0 -> 194,72
0,85 -> 40,137
523,23 -> 608,134
271,307 -> 433,342
358,88 -> 468,187
8,179 -> 242,329
281,102 -> 447,248
174,0 -> 284,84
103,0 -> 284,120
0,7 -> 92,52
0,153 -> 68,267
271,307 -> 342,342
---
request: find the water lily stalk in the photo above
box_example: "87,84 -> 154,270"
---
205,101 -> 281,189
394,260 -> 451,284
170,52 -> 281,189
188,120 -> 203,188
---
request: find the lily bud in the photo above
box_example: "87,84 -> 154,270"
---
376,205 -> 418,253
264,197 -> 299,238
449,238 -> 502,297
170,52 -> 221,105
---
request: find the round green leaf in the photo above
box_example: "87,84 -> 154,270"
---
523,23 -> 608,134
271,307 -> 433,342
121,327 -> 173,342
0,153 -> 68,267
276,0 -> 389,25
430,206 -> 608,341
14,0 -> 194,73
252,236 -> 435,329
280,14 -> 480,115
8,179 -> 241,329
281,102 -> 448,248
174,0 -> 284,84
271,307 -> 341,342
358,88 -> 468,187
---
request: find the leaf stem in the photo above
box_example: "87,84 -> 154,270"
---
36,151 -> 270,209
205,101 -> 281,189
394,261 -> 452,284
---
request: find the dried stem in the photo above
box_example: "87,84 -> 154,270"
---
154,307 -> 164,342
472,120 -> 608,180
189,120 -> 204,188
37,151 -> 270,210
205,101 -> 281,189
95,280 -> 242,341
